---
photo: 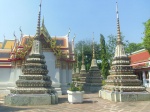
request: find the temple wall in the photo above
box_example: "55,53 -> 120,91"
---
68,69 -> 72,83
43,52 -> 60,85
0,67 -> 21,95
61,68 -> 68,94
0,68 -> 11,82
43,51 -> 73,94
9,67 -> 22,83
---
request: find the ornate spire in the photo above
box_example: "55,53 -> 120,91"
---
80,45 -> 86,74
92,32 -> 95,59
113,2 -> 126,57
72,34 -> 76,60
82,45 -> 85,64
19,26 -> 23,45
75,52 -> 80,73
42,16 -> 44,26
29,0 -> 43,55
35,0 -> 42,40
116,2 -> 122,44
76,53 -> 79,68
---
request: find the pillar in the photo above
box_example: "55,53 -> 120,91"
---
148,58 -> 150,87
148,70 -> 150,87
142,71 -> 147,87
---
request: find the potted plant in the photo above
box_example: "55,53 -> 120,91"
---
67,82 -> 84,104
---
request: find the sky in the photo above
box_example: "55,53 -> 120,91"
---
0,0 -> 150,44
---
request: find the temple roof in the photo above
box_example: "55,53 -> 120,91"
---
51,35 -> 69,49
0,17 -> 73,63
40,18 -> 69,50
1,40 -> 15,49
40,18 -> 51,42
129,49 -> 150,64
21,35 -> 34,45
0,42 -> 2,48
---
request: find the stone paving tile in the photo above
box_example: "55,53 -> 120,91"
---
1,93 -> 150,112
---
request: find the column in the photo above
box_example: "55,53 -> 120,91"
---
148,58 -> 150,87
148,70 -> 150,87
142,71 -> 147,87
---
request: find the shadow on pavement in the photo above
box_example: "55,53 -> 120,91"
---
58,97 -> 68,104
0,105 -> 32,112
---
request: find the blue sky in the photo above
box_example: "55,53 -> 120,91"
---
0,0 -> 150,44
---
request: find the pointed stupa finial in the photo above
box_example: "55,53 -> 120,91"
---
116,2 -> 122,44
42,16 -> 44,26
113,1 -> 126,57
92,32 -> 95,59
76,53 -> 79,68
82,45 -> 85,64
35,0 -> 42,40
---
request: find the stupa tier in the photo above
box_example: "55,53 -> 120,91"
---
10,54 -> 54,94
103,56 -> 145,92
4,2 -> 58,106
99,2 -> 150,102
83,36 -> 102,92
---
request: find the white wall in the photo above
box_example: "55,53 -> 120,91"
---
0,68 -> 11,82
43,52 -> 61,87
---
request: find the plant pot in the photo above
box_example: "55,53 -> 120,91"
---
67,90 -> 84,104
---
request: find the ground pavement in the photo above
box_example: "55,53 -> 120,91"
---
0,92 -> 150,112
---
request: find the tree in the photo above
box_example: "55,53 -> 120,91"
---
125,42 -> 144,54
105,34 -> 142,61
100,34 -> 110,79
75,39 -> 100,71
106,34 -> 117,62
106,34 -> 127,62
143,19 -> 150,53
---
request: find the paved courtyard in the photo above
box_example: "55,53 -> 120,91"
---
0,93 -> 150,112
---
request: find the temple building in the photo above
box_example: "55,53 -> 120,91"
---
0,6 -> 75,96
99,2 -> 150,102
129,49 -> 150,87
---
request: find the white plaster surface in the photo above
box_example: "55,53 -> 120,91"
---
99,90 -> 150,102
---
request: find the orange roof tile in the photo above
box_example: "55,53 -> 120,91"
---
51,37 -> 68,49
129,49 -> 150,64
2,40 -> 15,49
0,42 -> 2,48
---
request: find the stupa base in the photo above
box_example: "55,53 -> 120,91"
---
4,93 -> 58,106
99,90 -> 150,102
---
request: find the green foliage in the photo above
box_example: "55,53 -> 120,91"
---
106,34 -> 143,61
75,39 -> 101,71
125,42 -> 144,54
143,19 -> 150,53
102,80 -> 106,86
106,34 -> 116,62
100,34 -> 110,79
68,83 -> 83,91
75,77 -> 80,81
106,34 -> 127,62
